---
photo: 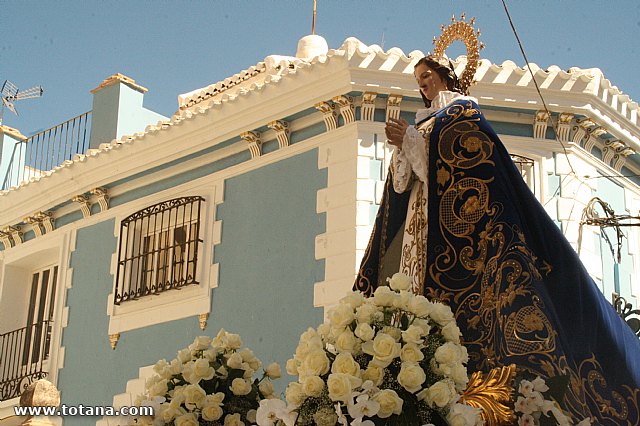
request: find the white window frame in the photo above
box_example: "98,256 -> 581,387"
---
107,183 -> 221,336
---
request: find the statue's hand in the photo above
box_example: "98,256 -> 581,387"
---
385,117 -> 409,148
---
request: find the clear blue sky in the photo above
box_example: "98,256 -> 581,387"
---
1,0 -> 639,136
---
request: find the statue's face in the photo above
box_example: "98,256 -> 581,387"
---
414,63 -> 448,101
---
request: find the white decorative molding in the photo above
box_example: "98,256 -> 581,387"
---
385,94 -> 402,121
240,130 -> 262,159
361,92 -> 377,121
267,120 -> 290,149
534,110 -> 550,139
572,118 -> 596,145
7,225 -> 23,245
315,101 -> 337,131
557,113 -> 574,142
91,187 -> 110,212
333,95 -> 355,124
602,140 -> 636,171
24,215 -> 44,237
0,229 -> 13,249
72,195 -> 92,218
584,126 -> 607,153
35,211 -> 55,234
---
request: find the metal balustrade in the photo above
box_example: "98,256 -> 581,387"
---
2,112 -> 91,190
0,321 -> 51,401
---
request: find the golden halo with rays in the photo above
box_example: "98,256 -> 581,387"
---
432,14 -> 485,95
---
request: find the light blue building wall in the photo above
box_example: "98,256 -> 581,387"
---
54,150 -> 325,423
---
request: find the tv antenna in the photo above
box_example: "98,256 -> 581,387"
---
0,80 -> 44,125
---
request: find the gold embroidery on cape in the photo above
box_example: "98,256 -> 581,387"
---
428,101 -> 638,424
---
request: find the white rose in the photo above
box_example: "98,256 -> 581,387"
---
340,291 -> 365,309
189,336 -> 212,351
451,363 -> 469,390
286,358 -> 299,375
424,380 -> 457,408
387,272 -> 412,291
442,322 -> 462,342
168,359 -> 182,376
223,413 -> 244,426
193,358 -> 215,381
265,362 -> 281,379
225,333 -> 243,350
174,413 -> 199,426
328,304 -> 356,329
407,295 -> 433,317
295,329 -> 324,359
247,409 -> 257,424
334,329 -> 358,353
355,304 -> 379,324
240,348 -> 261,371
285,381 -> 306,405
392,290 -> 412,309
205,392 -> 225,406
447,403 -> 482,426
327,373 -> 357,402
362,365 -> 385,386
413,318 -> 432,336
153,359 -> 172,379
354,323 -> 375,341
148,378 -> 168,397
400,343 -> 425,363
181,362 -> 200,385
331,352 -> 361,377
160,402 -> 185,423
362,333 -> 401,368
301,375 -> 325,397
397,362 -> 426,393
298,349 -> 330,377
382,326 -> 402,342
431,302 -> 455,325
372,389 -> 403,418
226,353 -> 244,369
259,380 -> 275,397
171,386 -> 187,405
183,384 -> 206,410
177,348 -> 192,364
230,378 -> 252,396
317,322 -> 331,338
372,286 -> 396,307
435,342 -> 464,366
201,404 -> 223,421
401,325 -> 424,345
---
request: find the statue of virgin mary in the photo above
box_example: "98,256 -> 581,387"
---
353,48 -> 640,425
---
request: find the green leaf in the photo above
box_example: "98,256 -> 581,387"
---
400,314 -> 409,330
545,374 -> 570,403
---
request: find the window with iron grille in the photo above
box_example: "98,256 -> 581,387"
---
114,196 -> 204,305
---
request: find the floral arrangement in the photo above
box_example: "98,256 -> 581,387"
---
132,329 -> 281,426
258,273 -> 483,426
514,376 -> 590,426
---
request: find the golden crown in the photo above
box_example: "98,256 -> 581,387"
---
432,14 -> 485,95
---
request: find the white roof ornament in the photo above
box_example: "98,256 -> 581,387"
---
295,34 -> 328,59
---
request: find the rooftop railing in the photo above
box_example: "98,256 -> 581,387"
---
2,111 -> 91,191
0,320 -> 51,401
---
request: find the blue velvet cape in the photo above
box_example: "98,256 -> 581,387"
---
354,99 -> 640,424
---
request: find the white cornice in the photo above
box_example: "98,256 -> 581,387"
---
2,37 -> 639,224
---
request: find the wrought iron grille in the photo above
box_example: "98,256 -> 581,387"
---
2,111 -> 92,190
114,196 -> 204,305
0,321 -> 51,401
510,154 -> 536,194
